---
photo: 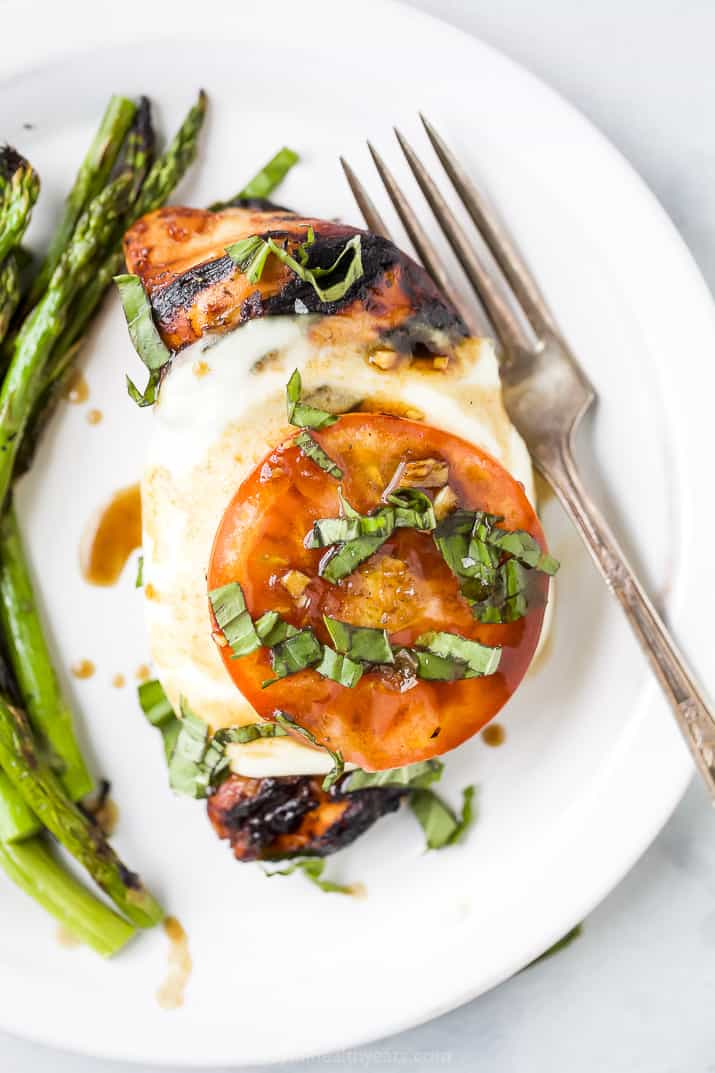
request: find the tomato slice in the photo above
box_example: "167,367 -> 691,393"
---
208,414 -> 549,770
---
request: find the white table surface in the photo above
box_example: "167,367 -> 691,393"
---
3,1 -> 715,1070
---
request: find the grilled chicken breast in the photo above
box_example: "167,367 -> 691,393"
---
124,199 -> 538,861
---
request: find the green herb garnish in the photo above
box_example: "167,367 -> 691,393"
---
312,488 -> 436,583
167,699 -> 213,799
294,430 -> 343,479
115,273 -> 171,407
345,759 -> 443,791
324,616 -> 394,665
226,228 -> 364,304
134,553 -> 144,588
269,628 -> 323,680
434,510 -> 558,621
275,711 -> 344,791
209,582 -> 261,657
414,630 -> 501,679
286,368 -> 338,430
410,784 -> 477,850
263,857 -> 359,895
314,645 -> 364,688
137,679 -> 181,762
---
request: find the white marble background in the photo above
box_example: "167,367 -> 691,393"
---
3,1 -> 715,1070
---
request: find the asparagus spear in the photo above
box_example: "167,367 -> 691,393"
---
0,251 -> 23,346
0,173 -> 132,512
0,506 -> 93,798
209,145 -> 299,210
65,85 -> 208,347
0,148 -> 40,266
0,836 -> 136,956
0,695 -> 163,928
0,771 -> 39,841
25,96 -> 136,309
15,92 -> 207,476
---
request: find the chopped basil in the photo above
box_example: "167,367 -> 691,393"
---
324,616 -> 394,665
126,367 -> 161,408
410,784 -> 477,850
263,857 -> 358,895
209,582 -> 261,657
314,645 -> 364,688
472,559 -> 528,624
487,527 -> 560,575
414,630 -> 501,678
294,430 -> 343,479
527,924 -> 583,968
226,229 -> 364,304
270,628 -> 323,679
434,509 -> 558,621
312,488 -> 435,583
255,610 -> 297,647
137,679 -> 180,762
345,759 -> 444,792
286,368 -> 338,430
320,535 -> 387,583
210,147 -> 300,209
114,273 -> 171,408
274,711 -> 344,791
168,700 -> 213,799
134,553 -> 144,588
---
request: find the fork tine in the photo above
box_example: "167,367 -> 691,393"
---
420,113 -> 558,338
366,142 -> 485,335
339,157 -> 392,240
394,127 -> 532,355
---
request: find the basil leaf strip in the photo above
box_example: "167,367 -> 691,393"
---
134,553 -> 144,588
312,488 -> 435,583
226,230 -> 364,304
115,274 -> 171,408
209,582 -> 261,657
345,759 -> 444,792
286,368 -> 338,430
294,430 -> 343,479
263,857 -> 358,895
472,559 -> 528,624
314,645 -> 364,688
270,628 -> 323,679
137,679 -> 174,728
137,679 -> 180,762
168,699 -> 213,799
126,367 -> 161,408
434,510 -> 558,622
410,784 -> 477,850
415,630 -> 501,678
324,616 -> 394,665
275,711 -> 344,791
210,147 -> 300,210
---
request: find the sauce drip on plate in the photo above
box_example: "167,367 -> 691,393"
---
482,723 -> 506,747
80,484 -> 141,586
63,371 -> 89,404
157,917 -> 192,1011
71,659 -> 95,679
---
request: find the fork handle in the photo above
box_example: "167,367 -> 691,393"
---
537,437 -> 715,801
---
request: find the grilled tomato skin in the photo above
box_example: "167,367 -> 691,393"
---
208,414 -> 549,770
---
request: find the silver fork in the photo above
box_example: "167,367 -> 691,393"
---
341,116 -> 715,802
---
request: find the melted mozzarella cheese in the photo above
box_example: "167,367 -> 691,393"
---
142,315 -> 536,777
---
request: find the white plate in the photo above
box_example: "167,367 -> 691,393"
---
0,0 -> 710,1064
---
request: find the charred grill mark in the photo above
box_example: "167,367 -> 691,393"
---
0,145 -> 25,181
145,223 -> 467,354
207,773 -> 406,862
151,255 -> 236,327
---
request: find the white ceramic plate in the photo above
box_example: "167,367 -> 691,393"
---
0,0 -> 710,1064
